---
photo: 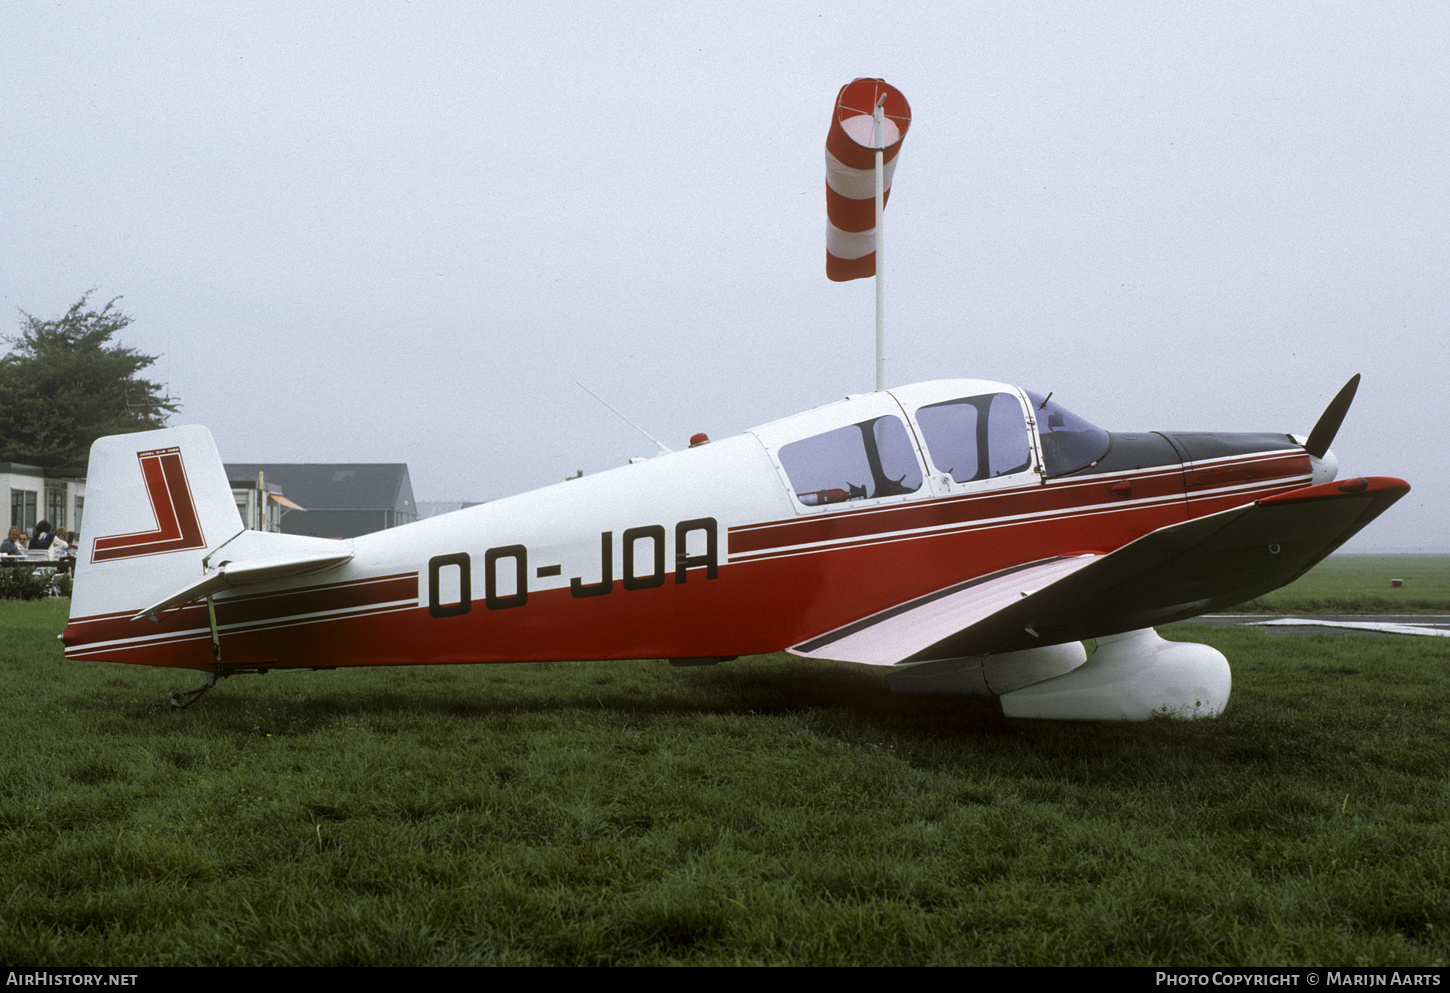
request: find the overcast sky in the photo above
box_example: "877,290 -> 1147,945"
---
5,1 -> 1446,551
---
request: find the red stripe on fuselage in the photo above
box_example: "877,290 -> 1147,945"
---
62,573 -> 419,666
1182,450 -> 1313,516
729,462 -> 1200,561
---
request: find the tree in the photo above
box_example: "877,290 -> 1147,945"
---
0,291 -> 178,467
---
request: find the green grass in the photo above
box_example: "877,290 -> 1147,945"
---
1235,554 -> 1450,613
2,598 -> 1448,966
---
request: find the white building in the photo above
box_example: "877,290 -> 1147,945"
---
2,462 -> 86,538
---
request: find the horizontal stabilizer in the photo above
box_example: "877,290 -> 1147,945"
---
132,529 -> 354,621
791,476 -> 1409,666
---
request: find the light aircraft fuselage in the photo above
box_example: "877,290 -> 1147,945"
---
59,378 -> 1407,719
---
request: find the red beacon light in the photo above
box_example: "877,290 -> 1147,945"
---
689,433 -> 710,448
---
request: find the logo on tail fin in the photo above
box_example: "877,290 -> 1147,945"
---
92,447 -> 207,562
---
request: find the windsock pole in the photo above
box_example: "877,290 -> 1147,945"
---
824,77 -> 910,391
874,95 -> 886,392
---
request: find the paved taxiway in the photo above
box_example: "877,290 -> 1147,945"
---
1195,614 -> 1450,637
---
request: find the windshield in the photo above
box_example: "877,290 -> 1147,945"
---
1024,391 -> 1111,477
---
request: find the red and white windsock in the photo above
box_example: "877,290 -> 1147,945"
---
825,78 -> 911,282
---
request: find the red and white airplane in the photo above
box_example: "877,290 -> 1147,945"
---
60,375 -> 1407,719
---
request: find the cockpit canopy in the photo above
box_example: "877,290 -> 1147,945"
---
753,380 -> 1112,510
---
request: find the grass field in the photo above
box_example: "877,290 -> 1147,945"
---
1236,554 -> 1450,613
2,595 -> 1447,966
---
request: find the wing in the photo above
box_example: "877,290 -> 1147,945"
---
790,476 -> 1409,666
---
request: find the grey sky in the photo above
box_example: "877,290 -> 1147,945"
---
5,1 -> 1446,550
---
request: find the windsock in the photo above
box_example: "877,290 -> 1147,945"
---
825,78 -> 911,282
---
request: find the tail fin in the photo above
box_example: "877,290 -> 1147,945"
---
63,426 -> 352,667
70,425 -> 244,623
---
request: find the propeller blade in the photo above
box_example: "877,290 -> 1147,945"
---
1304,374 -> 1360,459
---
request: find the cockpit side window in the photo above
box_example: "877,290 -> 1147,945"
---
778,415 -> 923,506
916,392 -> 1033,483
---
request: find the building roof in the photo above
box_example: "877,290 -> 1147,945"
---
224,463 -> 415,514
416,500 -> 487,519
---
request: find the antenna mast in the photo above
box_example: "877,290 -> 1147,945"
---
576,382 -> 673,455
